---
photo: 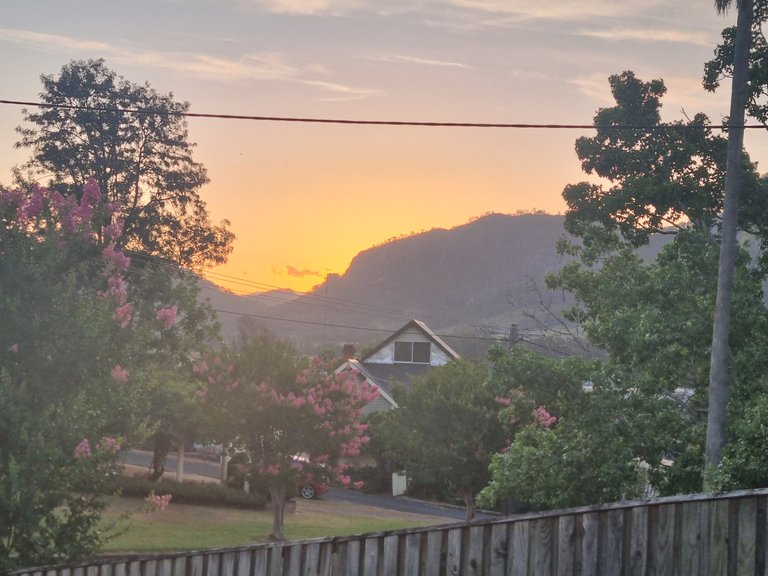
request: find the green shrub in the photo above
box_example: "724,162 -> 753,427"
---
114,476 -> 266,509
346,465 -> 387,494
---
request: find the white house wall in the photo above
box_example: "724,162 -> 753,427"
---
365,327 -> 451,366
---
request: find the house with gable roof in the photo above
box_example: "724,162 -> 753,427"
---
336,319 -> 461,414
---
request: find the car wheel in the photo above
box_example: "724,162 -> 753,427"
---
300,485 -> 316,499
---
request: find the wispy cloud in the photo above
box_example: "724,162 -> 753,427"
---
239,0 -> 360,15
300,79 -> 380,100
570,72 -> 615,105
232,0 -> 663,25
443,0 -> 660,22
569,71 -> 726,116
578,27 -> 712,46
0,26 -> 377,99
286,266 -> 326,278
0,27 -> 112,52
372,53 -> 471,69
124,52 -> 300,82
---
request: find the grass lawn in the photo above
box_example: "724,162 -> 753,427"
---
102,497 -> 442,553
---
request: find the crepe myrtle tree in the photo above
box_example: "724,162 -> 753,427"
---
195,330 -> 378,541
0,180 -> 172,570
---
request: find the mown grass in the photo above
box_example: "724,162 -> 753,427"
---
102,497 -> 439,552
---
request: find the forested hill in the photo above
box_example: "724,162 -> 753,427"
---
200,213 -> 663,357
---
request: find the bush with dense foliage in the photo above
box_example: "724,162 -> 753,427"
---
114,476 -> 266,510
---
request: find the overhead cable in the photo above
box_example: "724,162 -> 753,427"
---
1,99 -> 765,130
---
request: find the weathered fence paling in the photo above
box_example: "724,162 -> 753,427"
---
13,488 -> 768,576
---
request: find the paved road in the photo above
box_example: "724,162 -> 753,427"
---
123,450 -> 493,522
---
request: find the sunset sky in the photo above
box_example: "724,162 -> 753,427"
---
2,1 -> 766,293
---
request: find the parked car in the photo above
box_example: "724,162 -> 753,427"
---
222,450 -> 328,499
298,478 -> 328,499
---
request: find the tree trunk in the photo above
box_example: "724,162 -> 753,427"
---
269,485 -> 287,541
220,453 -> 230,486
460,489 -> 476,522
148,432 -> 172,481
705,0 -> 753,487
175,435 -> 185,483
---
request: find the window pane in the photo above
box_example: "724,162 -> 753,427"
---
412,342 -> 431,363
394,341 -> 412,362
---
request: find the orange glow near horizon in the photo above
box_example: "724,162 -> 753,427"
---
2,0 -> 763,297
195,123 -> 577,294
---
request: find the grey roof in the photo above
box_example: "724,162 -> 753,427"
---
356,361 -> 434,399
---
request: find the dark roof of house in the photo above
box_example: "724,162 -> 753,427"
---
360,319 -> 460,363
352,360 -> 434,399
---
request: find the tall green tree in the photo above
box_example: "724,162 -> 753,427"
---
377,360 -> 507,521
16,58 -> 234,270
705,0 -> 754,482
546,68 -> 768,496
562,71 -> 765,252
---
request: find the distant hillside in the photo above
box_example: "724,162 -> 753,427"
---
200,213 -> 665,358
197,280 -> 301,343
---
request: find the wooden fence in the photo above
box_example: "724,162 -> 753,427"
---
12,488 -> 768,576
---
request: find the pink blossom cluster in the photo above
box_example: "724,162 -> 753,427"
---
156,306 -> 178,330
0,182 -> 105,241
74,438 -> 92,458
254,461 -> 283,477
145,492 -> 172,511
495,396 -> 512,406
102,244 -> 131,274
112,303 -> 132,328
535,406 -> 557,428
100,243 -> 133,328
98,436 -> 121,453
334,462 -> 348,478
111,364 -> 129,383
337,423 -> 371,457
3,180 -> 113,240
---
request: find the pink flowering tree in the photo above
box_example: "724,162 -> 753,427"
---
0,181 -> 166,570
196,329 -> 378,541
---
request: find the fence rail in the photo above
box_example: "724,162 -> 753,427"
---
12,488 -> 768,575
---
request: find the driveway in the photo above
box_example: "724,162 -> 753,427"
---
124,450 -> 494,522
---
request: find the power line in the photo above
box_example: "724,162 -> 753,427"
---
2,99 -> 765,130
121,251 -> 462,325
212,307 -> 510,343
197,266 -> 453,323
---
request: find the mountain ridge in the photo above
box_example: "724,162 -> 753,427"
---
200,212 -> 589,356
